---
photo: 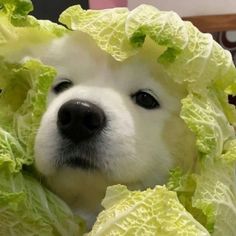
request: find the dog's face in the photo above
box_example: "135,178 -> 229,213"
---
34,32 -> 196,216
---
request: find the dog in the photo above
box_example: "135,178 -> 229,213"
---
33,32 -> 196,226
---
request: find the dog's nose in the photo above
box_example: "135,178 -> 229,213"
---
57,99 -> 106,142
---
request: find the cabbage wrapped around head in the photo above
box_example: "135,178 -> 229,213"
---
0,1 -> 236,235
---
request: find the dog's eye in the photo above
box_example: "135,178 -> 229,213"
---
131,90 -> 160,109
53,79 -> 73,94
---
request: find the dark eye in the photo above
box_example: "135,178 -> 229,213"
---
53,79 -> 73,94
131,90 -> 160,109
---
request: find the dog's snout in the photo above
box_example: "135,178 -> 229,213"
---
57,99 -> 106,142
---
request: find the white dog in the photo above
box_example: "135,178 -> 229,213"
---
33,32 -> 196,226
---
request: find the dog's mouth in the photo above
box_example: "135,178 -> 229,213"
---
56,138 -> 100,170
64,156 -> 97,170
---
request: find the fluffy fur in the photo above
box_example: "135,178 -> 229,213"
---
33,32 -> 196,225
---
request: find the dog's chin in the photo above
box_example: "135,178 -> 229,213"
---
64,157 -> 98,170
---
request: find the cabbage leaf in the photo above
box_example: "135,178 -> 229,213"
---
0,58 -> 84,235
88,185 -> 210,236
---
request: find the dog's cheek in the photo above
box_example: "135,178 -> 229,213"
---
103,108 -> 175,185
162,112 -> 197,171
97,108 -> 162,184
97,106 -> 141,181
34,112 -> 59,176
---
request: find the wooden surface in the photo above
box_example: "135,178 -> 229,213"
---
183,14 -> 236,32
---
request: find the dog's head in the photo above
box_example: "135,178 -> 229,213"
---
34,32 -> 196,213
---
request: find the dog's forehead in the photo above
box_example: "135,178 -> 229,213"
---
44,33 -> 149,84
42,32 -> 186,102
41,33 -> 106,80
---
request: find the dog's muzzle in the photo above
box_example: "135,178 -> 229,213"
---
57,99 -> 106,143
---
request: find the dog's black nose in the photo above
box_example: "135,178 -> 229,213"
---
57,100 -> 106,142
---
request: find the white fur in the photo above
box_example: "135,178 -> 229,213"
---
33,32 -> 196,226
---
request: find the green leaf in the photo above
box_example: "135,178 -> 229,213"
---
0,58 -> 85,235
0,0 -> 67,60
180,92 -> 235,159
193,159 -> 236,235
0,169 -> 83,235
88,185 -> 210,236
59,5 -> 136,61
0,0 -> 33,25
0,59 -> 55,169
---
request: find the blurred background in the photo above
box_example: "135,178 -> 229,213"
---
31,0 -> 89,22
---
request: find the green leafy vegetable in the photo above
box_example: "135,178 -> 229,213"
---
0,169 -> 82,235
0,0 -> 67,59
88,185 -> 210,236
0,59 -> 56,170
181,92 -> 235,159
0,0 -> 33,25
181,93 -> 236,235
59,5 -> 135,61
0,58 -> 84,235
